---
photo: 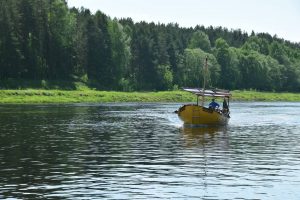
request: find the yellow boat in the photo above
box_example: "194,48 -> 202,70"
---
176,88 -> 231,126
176,58 -> 232,126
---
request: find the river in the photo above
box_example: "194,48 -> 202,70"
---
0,102 -> 300,199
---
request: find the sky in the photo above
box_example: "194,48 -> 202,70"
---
67,0 -> 300,43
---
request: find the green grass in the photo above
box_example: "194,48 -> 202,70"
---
0,90 -> 194,104
232,90 -> 300,101
0,89 -> 300,104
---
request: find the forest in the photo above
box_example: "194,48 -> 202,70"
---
1,0 -> 300,92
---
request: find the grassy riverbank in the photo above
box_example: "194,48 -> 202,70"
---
0,89 -> 300,103
232,90 -> 300,101
0,90 -> 193,103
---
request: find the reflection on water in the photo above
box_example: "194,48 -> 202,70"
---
1,102 -> 300,199
181,126 -> 228,148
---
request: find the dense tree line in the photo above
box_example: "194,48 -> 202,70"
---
1,0 -> 300,91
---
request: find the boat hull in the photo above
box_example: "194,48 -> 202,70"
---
177,104 -> 229,126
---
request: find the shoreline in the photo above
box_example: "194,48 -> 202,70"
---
0,89 -> 300,104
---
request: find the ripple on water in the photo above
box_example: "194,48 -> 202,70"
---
0,102 -> 300,199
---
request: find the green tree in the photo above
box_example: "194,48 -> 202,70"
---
71,7 -> 89,79
178,48 -> 220,88
1,0 -> 300,92
215,38 -> 240,89
242,36 -> 270,55
0,0 -> 23,79
85,10 -> 102,81
238,51 -> 274,90
47,0 -> 76,80
188,31 -> 211,52
108,19 -> 131,90
93,11 -> 113,89
156,65 -> 173,90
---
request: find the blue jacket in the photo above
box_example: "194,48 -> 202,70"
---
209,101 -> 219,109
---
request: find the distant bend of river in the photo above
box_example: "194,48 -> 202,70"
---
0,102 -> 300,199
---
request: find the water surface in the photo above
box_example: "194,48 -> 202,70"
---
0,102 -> 300,199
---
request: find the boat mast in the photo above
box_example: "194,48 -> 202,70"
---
201,57 -> 208,107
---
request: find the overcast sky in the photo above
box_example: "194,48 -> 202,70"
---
67,0 -> 300,43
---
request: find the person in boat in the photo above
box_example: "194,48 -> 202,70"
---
222,98 -> 229,114
209,99 -> 219,110
223,98 -> 228,110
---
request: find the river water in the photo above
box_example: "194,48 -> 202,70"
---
0,102 -> 300,199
